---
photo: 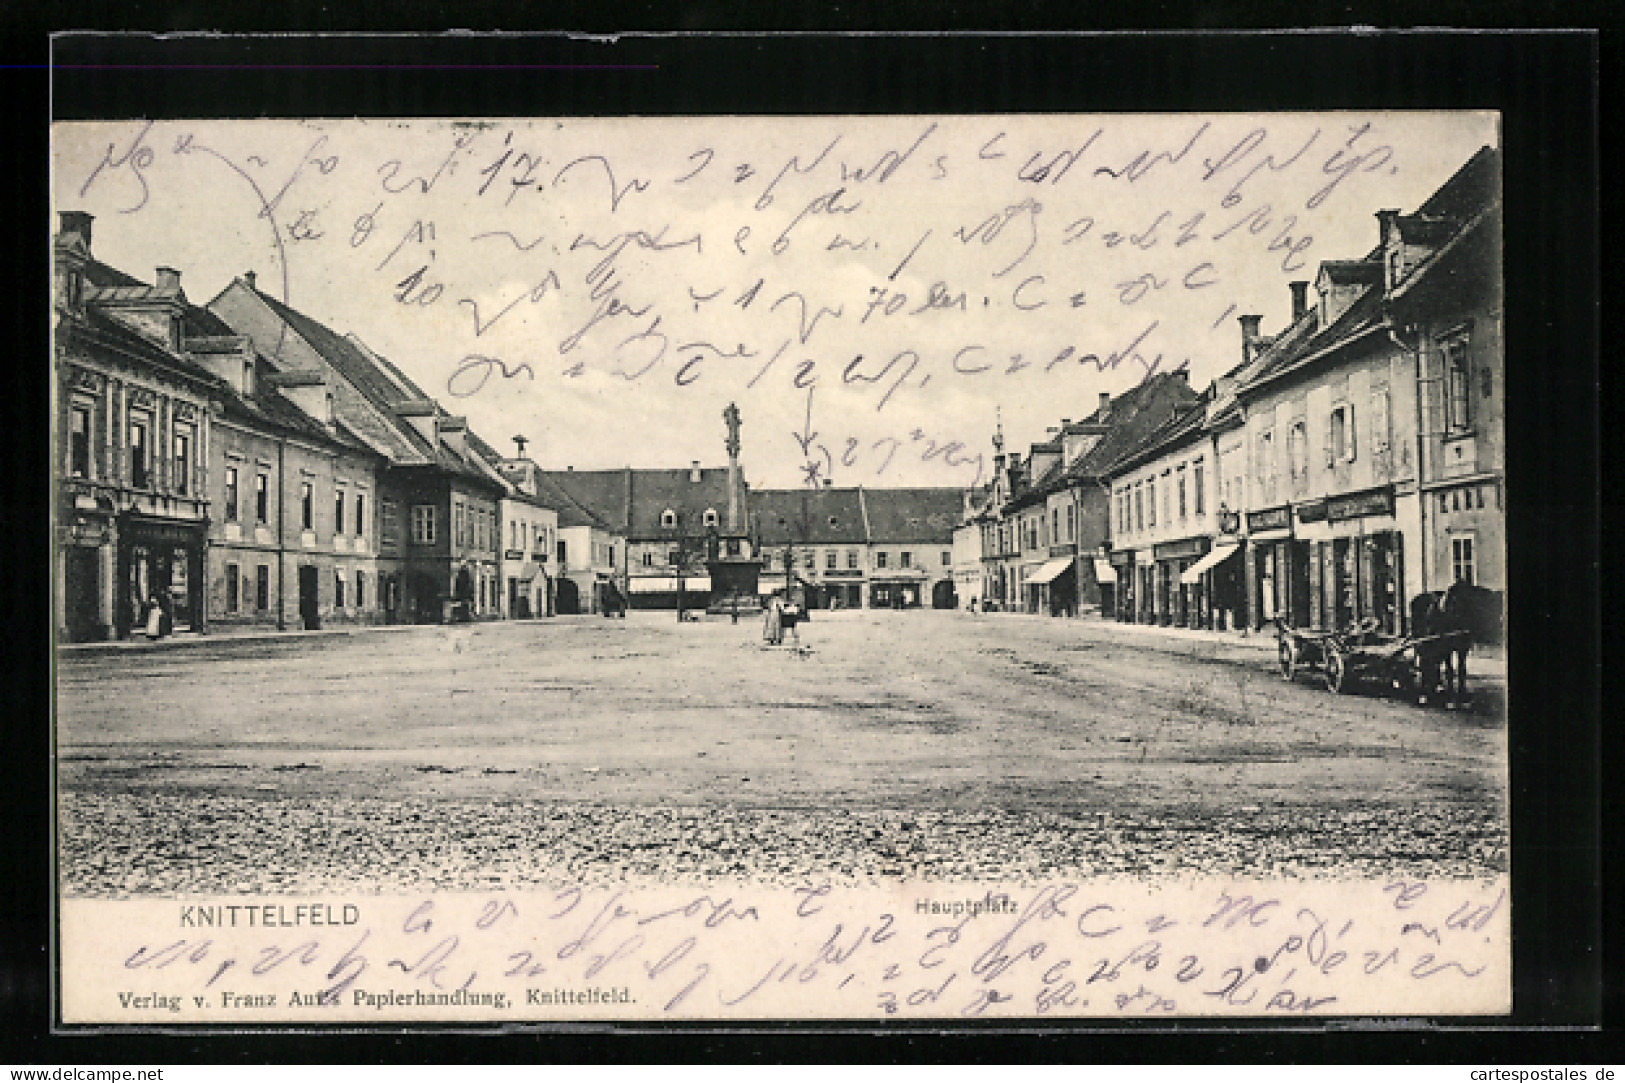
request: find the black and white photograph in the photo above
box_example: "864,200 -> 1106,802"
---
50,98 -> 1520,1022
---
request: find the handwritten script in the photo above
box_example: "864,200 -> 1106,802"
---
48,114 -> 1475,487
63,877 -> 1508,1021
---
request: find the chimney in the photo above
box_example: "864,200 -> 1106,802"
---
1289,281 -> 1309,321
513,435 -> 529,459
243,270 -> 257,291
690,460 -> 702,483
1061,418 -> 1071,426
1098,391 -> 1111,419
155,267 -> 181,293
1239,314 -> 1263,364
1376,208 -> 1401,245
58,211 -> 93,250
822,478 -> 832,488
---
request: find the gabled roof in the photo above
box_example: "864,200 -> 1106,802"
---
224,282 -> 498,485
60,307 -> 222,389
1061,372 -> 1202,485
537,467 -> 742,538
1100,392 -> 1212,479
754,488 -> 869,546
859,487 -> 963,544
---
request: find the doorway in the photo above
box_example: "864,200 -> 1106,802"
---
298,565 -> 320,630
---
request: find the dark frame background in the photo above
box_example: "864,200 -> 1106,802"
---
7,23 -> 1606,1064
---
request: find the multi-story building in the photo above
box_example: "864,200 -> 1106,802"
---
1104,397 -> 1220,627
474,435 -> 561,620
754,485 -> 870,609
858,488 -> 962,610
950,486 -> 992,612
209,276 -> 507,623
187,304 -> 386,632
53,212 -> 217,641
1229,145 -> 1501,636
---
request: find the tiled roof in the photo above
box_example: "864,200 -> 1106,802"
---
754,488 -> 869,546
1101,394 -> 1212,478
62,308 -> 222,388
1064,373 -> 1202,483
859,487 -> 964,543
237,285 -> 496,484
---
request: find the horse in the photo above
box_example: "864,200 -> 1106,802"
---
1410,583 -> 1487,707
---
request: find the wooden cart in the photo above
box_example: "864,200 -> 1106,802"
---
1323,628 -> 1474,701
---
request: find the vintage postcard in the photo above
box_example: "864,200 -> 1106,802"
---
51,111 -> 1508,1024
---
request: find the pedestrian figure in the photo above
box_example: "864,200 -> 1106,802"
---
781,596 -> 803,648
143,594 -> 163,640
762,595 -> 783,645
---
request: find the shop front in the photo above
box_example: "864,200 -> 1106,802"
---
1153,536 -> 1210,627
117,512 -> 207,637
1245,505 -> 1308,631
1027,556 -> 1076,617
1092,557 -> 1118,620
1135,552 -> 1157,624
870,576 -> 925,609
1108,550 -> 1134,621
1295,486 -> 1404,635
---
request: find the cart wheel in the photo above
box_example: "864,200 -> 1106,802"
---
1325,649 -> 1348,694
1278,639 -> 1298,681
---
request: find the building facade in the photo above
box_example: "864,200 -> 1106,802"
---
54,213 -> 217,642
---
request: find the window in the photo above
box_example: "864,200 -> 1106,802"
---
643,551 -> 654,567
847,549 -> 859,569
1134,483 -> 1144,531
1289,421 -> 1308,484
129,415 -> 150,488
900,551 -> 912,569
381,500 -> 399,547
703,508 -> 719,529
224,467 -> 239,522
661,508 -> 677,529
941,550 -> 952,567
173,428 -> 191,495
411,504 -> 437,545
1051,509 -> 1059,542
1147,479 -> 1157,527
608,545 -> 615,567
1371,389 -> 1392,453
1193,459 -> 1205,515
1444,336 -> 1472,433
1451,535 -> 1476,585
1177,467 -> 1188,519
334,568 -> 346,608
255,565 -> 270,610
557,539 -> 567,566
826,550 -> 837,570
668,548 -> 681,566
225,562 -> 240,613
803,550 -> 816,570
355,571 -> 365,609
335,490 -> 346,535
1066,503 -> 1075,541
876,551 -> 888,569
354,494 -> 365,537
70,404 -> 91,478
256,473 -> 269,524
1162,471 -> 1172,524
1328,404 -> 1356,463
453,502 -> 465,548
300,482 -> 314,530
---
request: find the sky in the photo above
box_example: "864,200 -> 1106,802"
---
52,113 -> 1498,489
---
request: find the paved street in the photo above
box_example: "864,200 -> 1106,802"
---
57,612 -> 1507,894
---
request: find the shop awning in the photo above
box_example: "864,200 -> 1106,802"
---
1093,558 -> 1117,584
628,576 -> 711,593
1180,542 -> 1240,584
1027,557 -> 1075,585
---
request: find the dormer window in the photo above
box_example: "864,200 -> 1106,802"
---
242,360 -> 255,397
661,508 -> 677,529
702,508 -> 719,529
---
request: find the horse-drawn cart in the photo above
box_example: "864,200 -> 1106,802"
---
1275,617 -> 1474,704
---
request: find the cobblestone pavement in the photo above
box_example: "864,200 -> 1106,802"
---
56,611 -> 1507,894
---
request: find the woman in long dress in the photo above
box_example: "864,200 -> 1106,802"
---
762,596 -> 783,645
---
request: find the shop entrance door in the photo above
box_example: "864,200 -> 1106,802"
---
64,548 -> 100,641
1289,540 -> 1312,628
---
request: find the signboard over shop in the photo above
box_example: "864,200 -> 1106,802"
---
1328,486 -> 1395,522
1246,506 -> 1291,533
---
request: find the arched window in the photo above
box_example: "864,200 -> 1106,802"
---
661,508 -> 677,529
